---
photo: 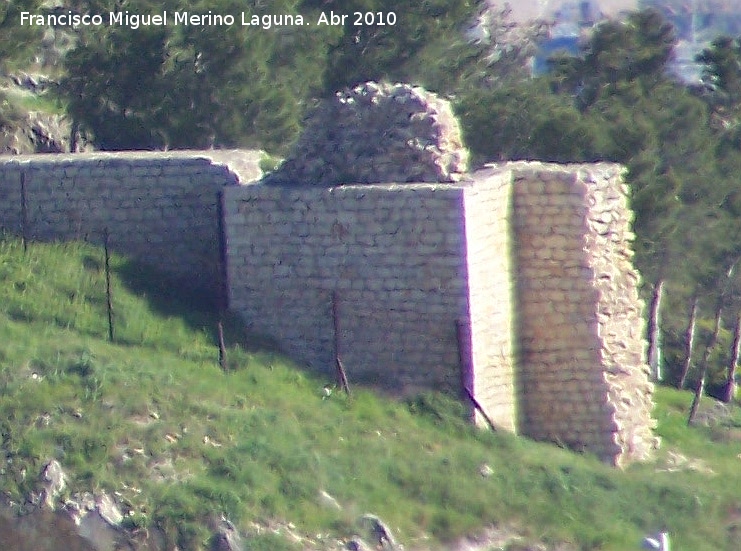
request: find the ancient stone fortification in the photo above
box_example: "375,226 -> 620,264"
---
224,162 -> 657,466
224,81 -> 655,465
508,163 -> 656,463
0,150 -> 262,291
265,81 -> 468,186
0,83 -> 657,466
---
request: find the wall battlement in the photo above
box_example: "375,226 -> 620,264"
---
0,150 -> 657,466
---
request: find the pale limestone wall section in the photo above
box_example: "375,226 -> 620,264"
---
223,183 -> 470,394
0,151 -> 262,291
580,166 -> 658,466
511,165 -> 605,455
463,169 -> 517,432
509,161 -> 655,465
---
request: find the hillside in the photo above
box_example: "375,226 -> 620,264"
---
0,237 -> 740,550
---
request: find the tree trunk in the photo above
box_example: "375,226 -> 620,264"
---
677,292 -> 698,390
721,312 -> 741,403
688,301 -> 723,426
647,279 -> 665,381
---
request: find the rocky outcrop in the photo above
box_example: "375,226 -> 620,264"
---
210,519 -> 244,551
265,81 -> 468,186
0,111 -> 75,154
0,70 -> 87,154
39,459 -> 66,510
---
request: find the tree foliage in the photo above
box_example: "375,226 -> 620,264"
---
59,0 -> 334,152
697,36 -> 741,155
0,0 -> 44,72
456,7 -> 741,389
300,0 -> 485,94
549,8 -> 675,109
57,0 -> 546,152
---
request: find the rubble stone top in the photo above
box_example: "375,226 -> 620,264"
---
264,81 -> 469,186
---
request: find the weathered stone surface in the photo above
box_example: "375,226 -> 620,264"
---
264,81 -> 468,186
39,460 -> 65,510
59,491 -> 125,551
224,181 -> 469,395
225,162 -> 657,466
318,490 -> 342,511
346,536 -> 374,551
0,510 -> 99,551
210,519 -> 244,551
0,150 -> 262,294
0,111 -> 77,155
0,107 -> 656,466
359,514 -> 399,550
506,161 -> 657,466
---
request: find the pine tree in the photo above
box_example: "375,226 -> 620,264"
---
0,0 -> 44,72
58,0 -> 334,152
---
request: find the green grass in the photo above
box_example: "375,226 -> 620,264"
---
1,237 -> 741,550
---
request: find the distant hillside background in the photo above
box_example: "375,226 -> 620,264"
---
503,0 -> 637,22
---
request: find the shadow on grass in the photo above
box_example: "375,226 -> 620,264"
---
113,257 -> 281,355
110,255 -> 469,417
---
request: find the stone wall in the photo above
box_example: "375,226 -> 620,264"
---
223,182 -> 471,394
0,150 -> 262,292
0,147 -> 656,465
508,162 -> 656,465
461,169 -> 517,432
224,163 -> 656,466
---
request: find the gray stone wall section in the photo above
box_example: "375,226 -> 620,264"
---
580,165 -> 657,465
224,164 -> 656,465
462,169 -> 517,432
508,162 -> 655,466
223,183 -> 470,394
0,149 -> 656,466
0,150 -> 262,292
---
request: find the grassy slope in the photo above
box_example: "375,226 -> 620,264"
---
0,237 -> 740,550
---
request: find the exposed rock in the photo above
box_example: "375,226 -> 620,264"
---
0,509 -> 98,551
359,514 -> 400,550
10,72 -> 53,94
0,110 -> 78,154
210,519 -> 244,551
62,491 -> 125,551
346,535 -> 374,551
655,450 -> 715,475
478,463 -> 494,478
447,524 -> 582,551
78,510 -> 121,551
39,460 -> 66,510
689,398 -> 734,428
265,81 -> 468,186
0,71 -> 89,154
96,493 -> 124,527
318,490 -> 342,511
